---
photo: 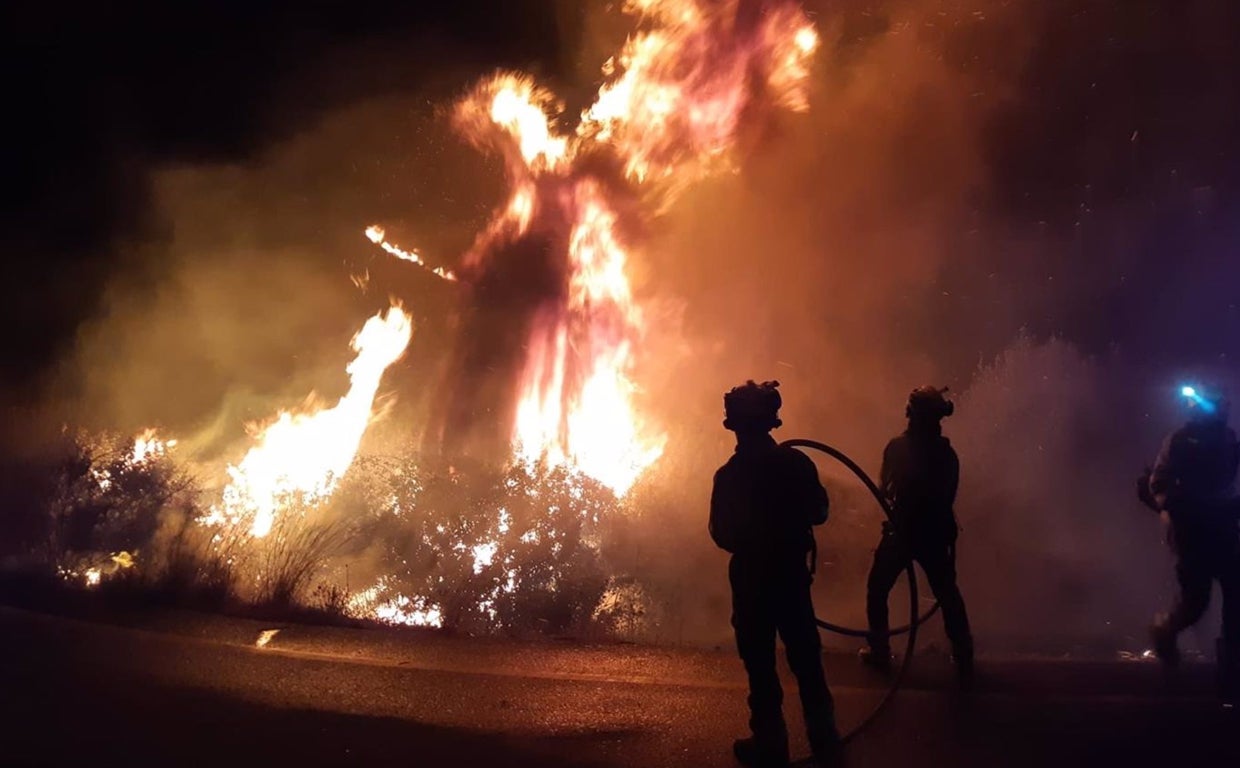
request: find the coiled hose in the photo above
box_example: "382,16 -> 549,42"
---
780,439 -> 942,743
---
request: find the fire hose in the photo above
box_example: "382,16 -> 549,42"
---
780,439 -> 942,743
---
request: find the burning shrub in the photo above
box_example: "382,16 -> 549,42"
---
18,427 -> 660,640
322,454 -> 618,636
592,576 -> 658,640
43,429 -> 195,581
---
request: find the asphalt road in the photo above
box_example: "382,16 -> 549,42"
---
1,607 -> 1237,768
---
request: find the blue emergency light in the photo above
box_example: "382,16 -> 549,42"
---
1181,385 -> 1217,413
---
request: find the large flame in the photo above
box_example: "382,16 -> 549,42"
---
580,0 -> 818,186
368,0 -> 817,497
509,181 -> 663,494
210,304 -> 413,536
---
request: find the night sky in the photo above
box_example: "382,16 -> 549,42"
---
0,0 -> 572,396
2,0 -> 1239,398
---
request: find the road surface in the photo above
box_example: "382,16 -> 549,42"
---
1,607 -> 1237,767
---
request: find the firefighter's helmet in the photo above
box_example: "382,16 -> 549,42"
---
724,380 -> 783,432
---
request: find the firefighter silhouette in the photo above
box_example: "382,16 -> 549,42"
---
860,386 -> 974,687
710,380 -> 841,767
1142,384 -> 1240,706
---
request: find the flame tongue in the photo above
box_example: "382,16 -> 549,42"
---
365,226 -> 457,281
216,304 -> 413,537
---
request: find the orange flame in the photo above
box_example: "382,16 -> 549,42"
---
512,181 -> 664,494
372,0 -> 817,497
207,304 -> 413,537
580,0 -> 819,186
365,225 -> 457,281
131,428 -> 176,464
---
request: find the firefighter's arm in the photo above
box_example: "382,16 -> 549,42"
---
945,445 -> 960,507
793,451 -> 830,526
1229,429 -> 1240,481
709,468 -> 740,552
879,440 -> 897,503
1136,467 -> 1159,511
1149,434 -> 1178,511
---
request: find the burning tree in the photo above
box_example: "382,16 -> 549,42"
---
371,0 -> 819,495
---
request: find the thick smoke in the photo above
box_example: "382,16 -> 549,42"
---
17,0 -> 1240,652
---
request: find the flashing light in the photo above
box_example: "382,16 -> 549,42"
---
1180,384 -> 1216,414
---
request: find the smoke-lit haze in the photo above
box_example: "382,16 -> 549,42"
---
4,0 -> 1240,653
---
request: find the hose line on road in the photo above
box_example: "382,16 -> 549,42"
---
780,438 -> 941,744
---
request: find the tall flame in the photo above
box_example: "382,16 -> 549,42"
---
510,181 -> 663,494
371,0 -> 818,496
211,304 -> 413,536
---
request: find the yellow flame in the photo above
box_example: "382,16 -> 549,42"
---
210,305 -> 413,537
374,0 -> 815,498
375,596 -> 443,628
457,74 -> 571,173
513,183 -> 665,494
131,429 -> 176,464
364,225 -> 457,281
580,0 -> 817,184
347,578 -> 444,628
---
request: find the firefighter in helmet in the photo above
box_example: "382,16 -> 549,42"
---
860,386 -> 974,686
1143,384 -> 1240,706
710,380 -> 842,767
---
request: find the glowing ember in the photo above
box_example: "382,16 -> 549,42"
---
206,304 -> 413,537
84,568 -> 101,588
347,578 -> 444,628
471,540 -> 499,575
374,595 -> 444,628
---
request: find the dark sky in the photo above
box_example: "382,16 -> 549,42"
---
2,0 -> 1239,398
0,0 -> 575,397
